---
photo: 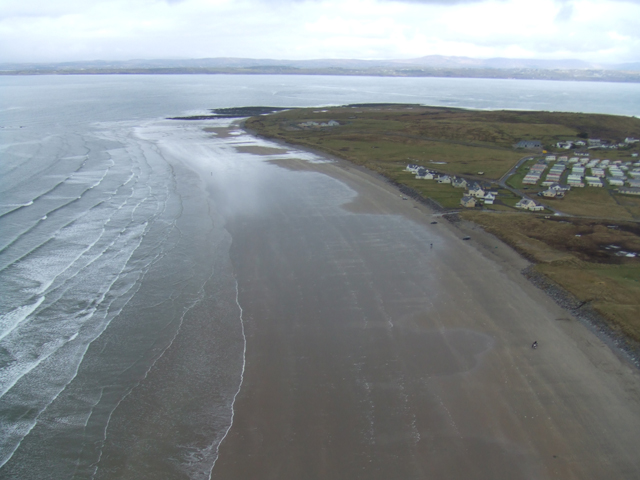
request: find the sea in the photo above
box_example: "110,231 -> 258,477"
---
1,74 -> 639,479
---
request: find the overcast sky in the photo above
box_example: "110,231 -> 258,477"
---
1,0 -> 639,64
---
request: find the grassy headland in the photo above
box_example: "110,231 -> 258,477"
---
246,104 -> 640,345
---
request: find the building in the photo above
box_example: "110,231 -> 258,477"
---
586,177 -> 603,187
468,185 -> 485,198
460,195 -> 477,208
516,140 -> 543,149
618,187 -> 640,195
483,193 -> 496,205
452,177 -> 468,188
516,198 -> 544,211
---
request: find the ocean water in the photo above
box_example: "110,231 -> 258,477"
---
0,74 -> 639,479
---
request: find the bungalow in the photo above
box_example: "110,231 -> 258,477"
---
437,175 -> 451,184
460,195 -> 477,208
542,189 -> 557,198
557,141 -> 573,149
516,140 -> 543,149
405,164 -> 420,172
516,198 -> 545,211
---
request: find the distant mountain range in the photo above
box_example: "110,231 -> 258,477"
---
2,56 -> 639,83
2,55 -> 639,72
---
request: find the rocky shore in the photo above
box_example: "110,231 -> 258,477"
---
522,265 -> 640,368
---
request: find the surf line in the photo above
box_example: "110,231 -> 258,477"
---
209,277 -> 247,478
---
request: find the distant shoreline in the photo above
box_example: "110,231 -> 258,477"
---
2,67 -> 640,83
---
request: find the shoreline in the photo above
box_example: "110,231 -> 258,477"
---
211,119 -> 640,478
242,119 -> 640,370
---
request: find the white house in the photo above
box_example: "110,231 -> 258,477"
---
416,169 -> 434,180
483,192 -> 496,205
437,175 -> 451,184
516,198 -> 544,211
586,177 -> 603,187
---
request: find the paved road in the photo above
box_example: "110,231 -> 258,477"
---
498,155 -> 570,216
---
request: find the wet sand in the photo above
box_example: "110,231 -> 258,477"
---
211,141 -> 640,479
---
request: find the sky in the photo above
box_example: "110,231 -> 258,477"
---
0,0 -> 639,64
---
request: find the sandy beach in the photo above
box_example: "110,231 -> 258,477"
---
209,129 -> 640,479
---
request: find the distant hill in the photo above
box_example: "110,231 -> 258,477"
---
1,55 -> 639,73
2,56 -> 639,83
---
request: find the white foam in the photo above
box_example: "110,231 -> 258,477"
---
0,296 -> 44,341
208,279 -> 246,478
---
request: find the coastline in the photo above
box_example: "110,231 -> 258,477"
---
206,121 -> 640,479
243,120 -> 640,370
